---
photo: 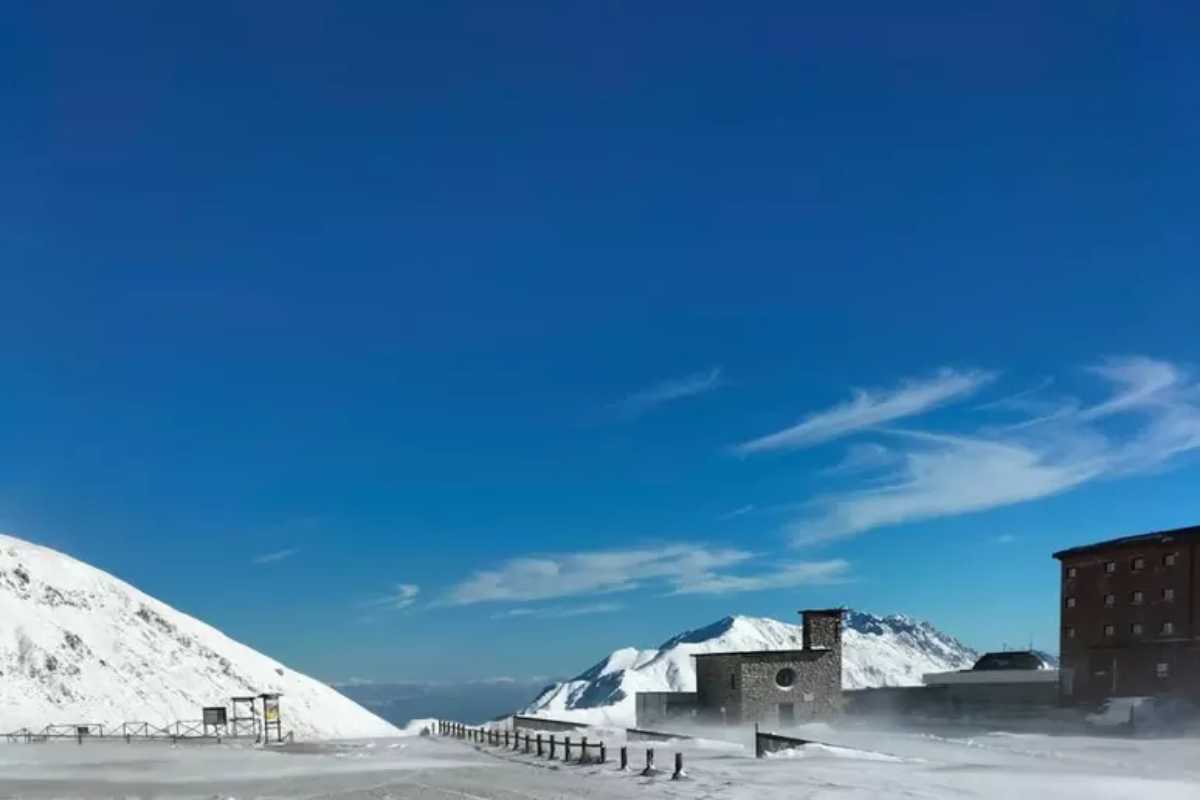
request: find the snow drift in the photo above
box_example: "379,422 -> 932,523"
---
0,533 -> 398,740
522,610 -> 978,727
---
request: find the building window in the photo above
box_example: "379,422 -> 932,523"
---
1065,626 -> 1076,639
1131,623 -> 1143,635
1163,588 -> 1175,602
1104,561 -> 1116,574
1065,597 -> 1076,609
1130,556 -> 1145,571
1164,552 -> 1178,567
1161,621 -> 1175,635
1131,591 -> 1144,605
1066,566 -> 1077,579
1104,594 -> 1115,607
1103,624 -> 1115,637
775,668 -> 796,688
1157,663 -> 1170,679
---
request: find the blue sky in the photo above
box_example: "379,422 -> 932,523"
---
3,2 -> 1199,684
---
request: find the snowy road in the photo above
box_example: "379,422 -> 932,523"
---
2,725 -> 1199,799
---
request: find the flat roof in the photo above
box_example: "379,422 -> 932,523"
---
1052,523 -> 1200,559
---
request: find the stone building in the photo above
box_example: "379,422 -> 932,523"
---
637,609 -> 843,728
1053,524 -> 1200,705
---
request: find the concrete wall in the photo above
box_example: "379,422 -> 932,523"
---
844,681 -> 1060,719
634,692 -> 698,729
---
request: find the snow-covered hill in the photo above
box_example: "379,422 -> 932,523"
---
0,533 -> 398,740
523,611 -> 978,727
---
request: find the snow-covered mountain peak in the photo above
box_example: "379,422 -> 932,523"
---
0,533 -> 397,740
523,610 -> 978,727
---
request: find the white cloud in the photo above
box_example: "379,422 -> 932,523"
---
442,544 -> 847,605
669,560 -> 850,595
735,368 -> 994,455
363,583 -> 421,610
718,504 -> 757,520
252,547 -> 298,564
444,545 -> 752,605
786,357 -> 1200,544
491,602 -> 624,620
820,442 -> 898,476
620,367 -> 723,417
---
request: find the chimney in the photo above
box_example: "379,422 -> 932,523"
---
800,608 -> 843,652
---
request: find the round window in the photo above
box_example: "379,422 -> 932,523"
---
775,668 -> 796,688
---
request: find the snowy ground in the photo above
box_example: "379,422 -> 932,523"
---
2,722 -> 1198,799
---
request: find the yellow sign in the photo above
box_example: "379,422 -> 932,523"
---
265,707 -> 279,722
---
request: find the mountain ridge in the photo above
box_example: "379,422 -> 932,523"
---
522,610 -> 981,727
0,533 -> 398,740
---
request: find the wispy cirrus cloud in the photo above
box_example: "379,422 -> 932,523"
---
442,544 -> 845,605
734,368 -> 994,455
363,583 -> 421,610
252,547 -> 299,564
669,560 -> 849,595
784,356 -> 1200,544
491,602 -> 624,620
620,367 -> 723,418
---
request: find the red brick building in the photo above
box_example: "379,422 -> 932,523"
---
1054,524 -> 1200,705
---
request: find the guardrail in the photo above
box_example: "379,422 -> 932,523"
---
510,715 -> 590,733
436,720 -> 687,780
1,720 -> 282,745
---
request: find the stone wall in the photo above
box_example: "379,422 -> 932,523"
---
738,650 -> 841,724
694,649 -> 841,726
694,653 -> 744,723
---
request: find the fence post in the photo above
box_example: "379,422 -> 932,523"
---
619,746 -> 628,770
580,736 -> 589,764
642,748 -> 655,776
672,752 -> 685,780
564,736 -> 572,762
514,731 -> 521,751
505,730 -> 510,748
549,735 -> 557,760
537,733 -> 543,756
600,742 -> 606,764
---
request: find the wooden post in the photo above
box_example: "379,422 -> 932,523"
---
514,730 -> 521,751
600,742 -> 606,763
536,733 -> 543,756
580,736 -> 589,763
672,752 -> 685,780
549,734 -> 557,759
504,730 -> 510,748
642,748 -> 655,776
564,736 -> 572,761
619,745 -> 628,770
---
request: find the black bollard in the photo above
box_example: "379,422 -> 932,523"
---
642,748 -> 656,776
599,742 -> 606,764
672,752 -> 685,780
619,745 -> 628,770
